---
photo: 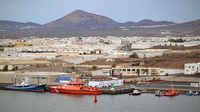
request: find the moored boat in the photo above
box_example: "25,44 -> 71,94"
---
5,77 -> 45,92
129,89 -> 141,95
186,90 -> 198,96
164,84 -> 179,96
155,90 -> 163,97
50,78 -> 102,95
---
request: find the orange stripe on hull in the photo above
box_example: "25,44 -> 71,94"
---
50,87 -> 102,95
65,90 -> 102,95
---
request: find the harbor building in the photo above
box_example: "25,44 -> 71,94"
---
184,62 -> 200,75
110,66 -> 183,76
112,67 -> 160,76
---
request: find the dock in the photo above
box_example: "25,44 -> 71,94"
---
101,86 -> 133,94
0,83 -> 10,90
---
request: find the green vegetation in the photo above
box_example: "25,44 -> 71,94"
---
0,44 -> 15,47
71,66 -> 75,72
168,39 -> 186,43
12,66 -> 18,71
144,69 -> 149,76
91,66 -> 97,71
152,77 -> 160,80
112,64 -> 116,68
136,69 -> 140,76
3,65 -> 8,71
129,52 -> 139,58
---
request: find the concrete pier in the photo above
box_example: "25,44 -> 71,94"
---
101,86 -> 133,94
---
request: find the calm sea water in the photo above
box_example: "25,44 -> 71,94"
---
0,90 -> 199,112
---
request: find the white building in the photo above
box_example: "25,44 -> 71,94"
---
112,66 -> 184,76
89,79 -> 123,88
158,42 -> 184,46
160,68 -> 184,75
131,42 -> 154,49
112,66 -> 160,76
132,49 -> 168,58
184,63 -> 200,75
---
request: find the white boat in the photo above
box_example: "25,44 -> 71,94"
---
130,89 -> 141,95
155,90 -> 163,97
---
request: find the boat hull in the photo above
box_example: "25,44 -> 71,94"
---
5,84 -> 46,92
130,93 -> 141,95
130,89 -> 141,95
155,94 -> 162,97
186,93 -> 198,96
50,86 -> 102,95
164,84 -> 179,97
164,91 -> 179,96
50,87 -> 66,93
65,90 -> 102,95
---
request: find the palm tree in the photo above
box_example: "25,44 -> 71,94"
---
136,69 -> 140,76
144,68 -> 149,81
144,69 -> 149,76
91,66 -> 97,71
129,52 -> 139,58
71,66 -> 75,72
3,65 -> 8,71
112,64 -> 116,68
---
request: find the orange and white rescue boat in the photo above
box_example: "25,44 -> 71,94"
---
50,78 -> 102,95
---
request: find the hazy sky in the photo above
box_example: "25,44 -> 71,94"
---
0,0 -> 200,24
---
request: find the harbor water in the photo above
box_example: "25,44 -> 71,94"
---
0,90 -> 200,112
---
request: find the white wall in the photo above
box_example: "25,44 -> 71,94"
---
160,69 -> 184,75
132,42 -> 154,49
89,80 -> 124,88
184,63 -> 200,74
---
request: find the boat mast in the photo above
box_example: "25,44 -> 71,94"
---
37,75 -> 40,85
14,74 -> 16,84
14,71 -> 18,84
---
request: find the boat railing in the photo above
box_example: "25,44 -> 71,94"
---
15,77 -> 31,86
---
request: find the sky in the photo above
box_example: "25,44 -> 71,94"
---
0,0 -> 200,24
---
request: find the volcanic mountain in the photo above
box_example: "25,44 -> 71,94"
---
0,20 -> 41,31
163,19 -> 200,35
134,19 -> 174,26
43,10 -> 118,30
0,10 -> 200,38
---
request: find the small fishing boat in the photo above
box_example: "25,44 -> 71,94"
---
5,77 -> 45,92
129,89 -> 141,95
155,90 -> 163,97
164,84 -> 179,96
50,78 -> 102,95
186,90 -> 198,96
